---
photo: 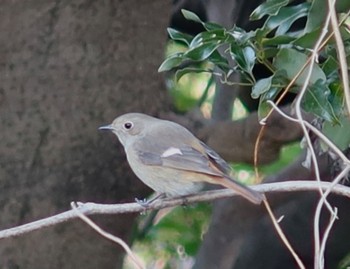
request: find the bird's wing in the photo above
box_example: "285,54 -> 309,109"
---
137,144 -> 225,177
133,122 -> 230,177
199,141 -> 232,175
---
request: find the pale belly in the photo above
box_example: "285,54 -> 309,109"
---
127,154 -> 204,197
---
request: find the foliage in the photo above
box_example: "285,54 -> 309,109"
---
159,0 -> 350,131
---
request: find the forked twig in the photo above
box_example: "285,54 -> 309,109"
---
71,202 -> 145,269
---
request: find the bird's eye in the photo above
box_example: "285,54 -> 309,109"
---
123,121 -> 133,130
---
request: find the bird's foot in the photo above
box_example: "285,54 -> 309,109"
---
135,193 -> 166,208
135,198 -> 151,208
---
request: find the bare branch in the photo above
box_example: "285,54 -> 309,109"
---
71,202 -> 145,269
329,0 -> 350,116
263,200 -> 306,269
0,181 -> 349,240
292,4 -> 332,267
266,101 -> 350,165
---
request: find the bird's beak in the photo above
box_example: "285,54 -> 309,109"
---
98,124 -> 114,131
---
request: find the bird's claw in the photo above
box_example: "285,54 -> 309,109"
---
135,193 -> 167,208
135,198 -> 151,208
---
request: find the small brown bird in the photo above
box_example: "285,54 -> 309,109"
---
99,113 -> 264,204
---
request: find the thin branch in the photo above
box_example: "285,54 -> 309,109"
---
263,200 -> 305,269
291,6 -> 333,268
71,202 -> 145,269
294,2 -> 333,212
0,181 -> 349,240
319,207 -> 338,268
314,166 -> 350,268
316,5 -> 350,267
328,0 -> 350,116
266,101 -> 350,165
255,105 -> 305,266
258,8 -> 334,268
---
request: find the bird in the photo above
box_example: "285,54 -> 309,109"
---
99,113 -> 264,205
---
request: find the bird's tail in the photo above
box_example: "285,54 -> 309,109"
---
215,176 -> 265,204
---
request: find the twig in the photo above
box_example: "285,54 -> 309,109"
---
253,19 -> 338,265
256,127 -> 306,269
266,101 -> 350,165
314,166 -> 350,268
294,0 -> 333,212
263,200 -> 305,269
291,5 -> 333,268
315,1 -> 350,262
328,0 -> 350,116
258,7 -> 334,268
319,207 -> 338,267
71,202 -> 145,269
0,181 -> 349,240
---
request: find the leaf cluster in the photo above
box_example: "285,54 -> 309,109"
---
159,0 -> 350,124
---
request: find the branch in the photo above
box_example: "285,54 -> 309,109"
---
71,202 -> 145,269
0,181 -> 349,240
329,1 -> 350,116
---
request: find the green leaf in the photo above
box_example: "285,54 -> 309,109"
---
304,0 -> 350,33
252,76 -> 273,99
207,50 -> 230,72
181,9 -> 224,31
190,30 -> 226,48
175,67 -> 213,81
230,45 -> 256,75
277,4 -> 309,35
185,42 -> 221,61
304,0 -> 326,33
253,71 -> 288,119
301,80 -> 338,122
181,9 -> 204,24
293,28 -> 322,48
261,48 -> 280,59
328,82 -> 343,117
251,70 -> 288,100
227,27 -> 256,44
167,28 -> 193,46
340,26 -> 350,43
274,48 -> 326,86
250,0 -> 289,21
202,21 -> 225,31
296,19 -> 350,49
323,115 -> 350,150
262,35 -> 296,46
321,56 -> 339,78
158,53 -> 184,72
258,86 -> 282,119
264,3 -> 310,35
336,0 -> 350,13
241,46 -> 256,74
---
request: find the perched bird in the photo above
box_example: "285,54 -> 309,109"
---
99,113 -> 264,204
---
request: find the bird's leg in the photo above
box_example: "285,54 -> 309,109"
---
180,196 -> 189,207
135,193 -> 166,208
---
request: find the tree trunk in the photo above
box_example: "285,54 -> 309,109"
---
0,0 -> 171,268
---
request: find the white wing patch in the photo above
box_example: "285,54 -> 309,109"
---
161,147 -> 183,158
